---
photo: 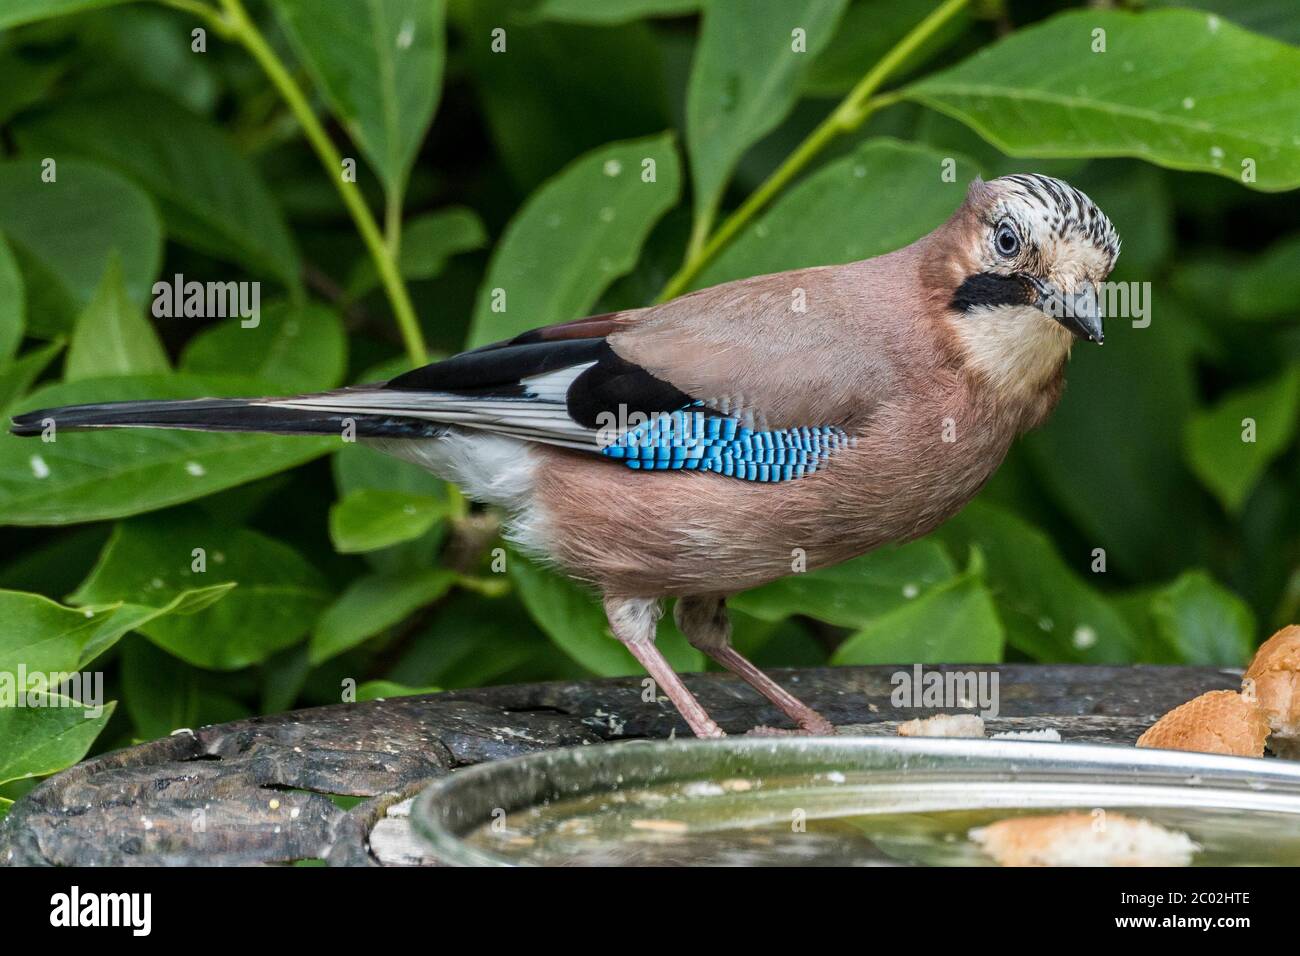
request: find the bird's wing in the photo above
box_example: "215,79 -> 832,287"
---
606,263 -> 905,431
271,268 -> 898,481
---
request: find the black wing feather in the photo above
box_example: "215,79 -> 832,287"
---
383,337 -> 697,431
384,338 -> 605,394
565,343 -> 695,428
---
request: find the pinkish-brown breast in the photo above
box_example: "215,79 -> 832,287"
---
528,361 -> 1057,599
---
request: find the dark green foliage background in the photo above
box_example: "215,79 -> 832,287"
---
1,0 -> 1299,808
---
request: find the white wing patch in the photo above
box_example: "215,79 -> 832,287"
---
519,364 -> 591,402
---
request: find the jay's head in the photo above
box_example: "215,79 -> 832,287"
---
938,173 -> 1120,393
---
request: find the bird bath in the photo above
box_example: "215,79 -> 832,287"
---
0,665 -> 1266,865
411,737 -> 1300,866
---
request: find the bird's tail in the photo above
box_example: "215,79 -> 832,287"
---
8,394 -> 446,439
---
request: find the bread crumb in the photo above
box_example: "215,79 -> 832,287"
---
991,728 -> 1062,742
1243,625 -> 1300,757
1136,689 -> 1268,757
630,819 -> 689,834
898,714 -> 985,738
970,812 -> 1198,867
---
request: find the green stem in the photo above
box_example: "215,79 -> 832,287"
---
657,0 -> 969,302
384,190 -> 403,259
683,200 -> 715,264
170,0 -> 428,365
157,0 -> 228,28
454,573 -> 511,598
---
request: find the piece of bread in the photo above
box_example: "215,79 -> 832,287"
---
1243,625 -> 1300,758
970,811 -> 1199,867
991,728 -> 1062,742
897,713 -> 985,738
1136,689 -> 1269,757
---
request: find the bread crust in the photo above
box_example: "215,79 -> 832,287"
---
1136,689 -> 1269,757
897,714 -> 985,738
970,811 -> 1198,867
1243,625 -> 1300,743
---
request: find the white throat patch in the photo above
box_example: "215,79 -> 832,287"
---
953,304 -> 1073,396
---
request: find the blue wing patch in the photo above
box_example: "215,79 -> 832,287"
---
600,406 -> 849,482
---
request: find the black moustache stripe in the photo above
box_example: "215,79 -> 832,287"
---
950,272 -> 1037,313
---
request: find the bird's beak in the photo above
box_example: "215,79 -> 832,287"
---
1032,278 -> 1104,344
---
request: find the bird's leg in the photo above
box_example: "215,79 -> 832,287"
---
604,596 -> 725,739
675,597 -> 836,735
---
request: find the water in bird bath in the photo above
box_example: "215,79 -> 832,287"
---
461,775 -> 1300,866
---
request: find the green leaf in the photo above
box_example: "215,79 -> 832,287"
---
386,591 -> 560,689
65,256 -> 169,382
686,0 -> 847,233
332,413 -> 448,574
180,301 -> 347,392
356,679 -> 439,702
121,637 -> 197,740
397,208 -> 487,278
0,585 -> 230,676
328,488 -> 448,554
70,511 -> 330,670
0,0 -> 128,29
0,233 -> 24,361
347,207 -> 487,298
15,93 -> 300,288
1072,161 -> 1173,277
467,134 -> 682,347
906,9 -> 1300,190
271,0 -> 446,198
95,7 -> 221,115
0,525 -> 108,597
534,0 -> 699,24
696,139 -> 981,286
933,500 -> 1143,663
0,693 -> 116,786
509,552 -> 702,676
1148,571 -> 1256,666
913,109 -> 1088,183
458,4 -> 669,191
0,374 -> 336,525
1145,0 -> 1300,45
0,159 -> 162,337
1232,233 -> 1300,319
735,614 -> 826,669
832,561 -> 1004,665
1025,303 -> 1203,579
802,0 -> 970,97
0,48 -> 63,129
730,540 -> 957,629
0,339 -> 63,415
310,568 -> 455,664
1185,366 -> 1300,513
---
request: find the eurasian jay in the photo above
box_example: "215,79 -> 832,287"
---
11,174 -> 1119,738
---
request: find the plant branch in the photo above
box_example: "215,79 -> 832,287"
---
162,0 -> 429,365
384,190 -> 404,259
657,0 -> 969,301
157,0 -> 229,29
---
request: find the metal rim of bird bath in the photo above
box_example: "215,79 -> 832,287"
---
410,737 -> 1300,866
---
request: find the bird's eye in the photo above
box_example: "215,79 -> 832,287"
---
994,224 -> 1020,257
